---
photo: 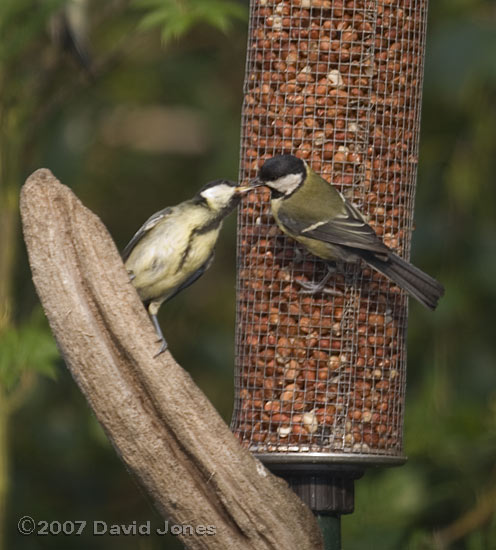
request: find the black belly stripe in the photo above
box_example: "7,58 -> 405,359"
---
173,203 -> 234,275
194,199 -> 239,235
175,233 -> 194,274
194,215 -> 222,235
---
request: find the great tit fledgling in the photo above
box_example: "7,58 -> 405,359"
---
250,154 -> 444,310
123,180 -> 249,354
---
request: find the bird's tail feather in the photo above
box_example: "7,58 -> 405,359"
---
366,253 -> 444,310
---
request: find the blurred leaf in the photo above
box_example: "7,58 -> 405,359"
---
134,0 -> 247,43
0,309 -> 58,392
0,0 -> 66,62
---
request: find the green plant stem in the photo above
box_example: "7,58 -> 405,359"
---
0,392 -> 8,550
0,98 -> 22,550
0,190 -> 18,331
434,483 -> 496,548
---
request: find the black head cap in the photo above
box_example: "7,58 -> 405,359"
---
258,155 -> 306,182
198,179 -> 237,193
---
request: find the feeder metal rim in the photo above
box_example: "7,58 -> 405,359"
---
254,452 -> 407,468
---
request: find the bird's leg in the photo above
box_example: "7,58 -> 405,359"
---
150,313 -> 168,356
295,263 -> 343,296
127,269 -> 136,282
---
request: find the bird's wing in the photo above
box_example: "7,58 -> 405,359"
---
278,199 -> 389,256
122,207 -> 173,261
162,253 -> 214,304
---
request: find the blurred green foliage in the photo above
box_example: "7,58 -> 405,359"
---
0,0 -> 495,549
134,0 -> 247,43
0,310 -> 57,392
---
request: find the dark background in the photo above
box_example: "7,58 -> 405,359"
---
1,0 -> 495,548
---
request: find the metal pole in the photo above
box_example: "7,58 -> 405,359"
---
263,463 -> 360,549
316,514 -> 341,550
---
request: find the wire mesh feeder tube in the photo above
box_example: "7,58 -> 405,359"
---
232,0 -> 428,518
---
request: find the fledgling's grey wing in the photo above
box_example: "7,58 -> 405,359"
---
278,199 -> 389,257
122,207 -> 173,261
163,253 -> 214,304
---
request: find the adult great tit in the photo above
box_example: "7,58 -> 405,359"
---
250,154 -> 444,310
123,180 -> 249,355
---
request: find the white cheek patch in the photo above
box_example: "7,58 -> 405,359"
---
201,185 -> 233,208
270,173 -> 302,194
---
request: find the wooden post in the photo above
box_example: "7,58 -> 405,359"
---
20,168 -> 323,550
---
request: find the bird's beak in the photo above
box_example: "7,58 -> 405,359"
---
235,185 -> 252,194
248,177 -> 263,187
235,177 -> 263,194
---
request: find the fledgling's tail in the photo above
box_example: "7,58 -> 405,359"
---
365,252 -> 445,310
